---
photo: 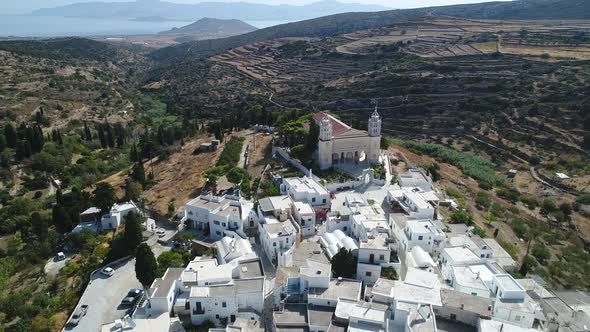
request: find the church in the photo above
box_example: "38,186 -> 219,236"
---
313,109 -> 382,170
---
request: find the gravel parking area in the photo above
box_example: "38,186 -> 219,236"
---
63,258 -> 141,331
44,255 -> 72,277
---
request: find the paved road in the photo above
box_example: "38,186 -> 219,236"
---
64,237 -> 171,331
64,258 -> 141,332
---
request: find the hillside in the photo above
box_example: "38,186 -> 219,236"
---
150,0 -> 590,63
31,0 -> 387,21
159,18 -> 257,41
0,37 -> 124,62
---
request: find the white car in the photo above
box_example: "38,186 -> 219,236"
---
156,229 -> 166,235
101,267 -> 115,276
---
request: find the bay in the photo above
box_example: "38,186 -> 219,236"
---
0,15 -> 291,37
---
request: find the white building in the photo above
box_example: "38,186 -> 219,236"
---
314,110 -> 381,170
146,242 -> 266,328
319,230 -> 358,259
281,175 -> 330,207
398,168 -> 433,192
490,274 -> 542,329
257,196 -> 298,267
357,236 -> 391,285
391,215 -> 446,254
215,236 -> 256,265
181,257 -> 265,326
101,201 -> 140,230
450,264 -> 496,298
184,194 -> 256,240
479,318 -> 540,332
388,189 -> 436,220
292,201 -> 316,237
440,246 -> 482,267
447,234 -> 493,259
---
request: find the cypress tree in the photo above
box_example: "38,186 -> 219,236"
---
124,211 -> 143,251
53,204 -> 72,234
84,121 -> 92,141
105,123 -> 115,148
0,133 -> 5,153
31,212 -> 48,241
135,243 -> 158,288
4,124 -> 17,148
131,161 -> 146,184
96,124 -> 107,148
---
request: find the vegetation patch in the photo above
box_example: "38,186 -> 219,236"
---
393,139 -> 505,188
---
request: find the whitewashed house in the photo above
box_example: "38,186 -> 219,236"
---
100,201 -> 141,230
391,215 -> 446,254
398,168 -> 433,192
256,196 -> 298,267
184,194 -> 256,240
491,274 -> 542,329
281,175 -> 330,207
292,201 -> 316,237
388,189 -> 436,220
356,236 -> 391,285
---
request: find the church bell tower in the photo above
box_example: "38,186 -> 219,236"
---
317,115 -> 334,170
368,107 -> 381,162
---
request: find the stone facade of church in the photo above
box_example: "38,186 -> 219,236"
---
314,110 -> 381,170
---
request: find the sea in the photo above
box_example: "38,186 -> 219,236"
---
0,15 -> 292,37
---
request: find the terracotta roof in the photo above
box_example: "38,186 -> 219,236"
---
312,113 -> 353,137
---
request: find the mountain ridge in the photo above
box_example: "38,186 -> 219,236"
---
31,0 -> 388,22
149,0 -> 590,63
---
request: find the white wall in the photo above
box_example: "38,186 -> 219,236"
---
190,295 -> 238,325
357,263 -> 382,285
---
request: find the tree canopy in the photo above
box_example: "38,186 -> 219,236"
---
93,182 -> 116,215
135,243 -> 158,288
330,248 -> 356,279
123,211 -> 143,252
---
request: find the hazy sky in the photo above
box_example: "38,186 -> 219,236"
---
1,0 -> 512,15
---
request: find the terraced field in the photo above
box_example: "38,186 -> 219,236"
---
332,17 -> 590,59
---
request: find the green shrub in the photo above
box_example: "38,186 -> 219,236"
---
449,209 -> 473,225
393,139 -> 504,188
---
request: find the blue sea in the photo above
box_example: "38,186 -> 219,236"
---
0,15 -> 291,37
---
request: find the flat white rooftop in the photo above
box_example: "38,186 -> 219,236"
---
293,201 -> 314,215
443,246 -> 480,263
404,268 -> 439,289
452,264 -> 495,292
284,176 -> 328,196
479,319 -> 540,332
494,274 -> 525,292
335,298 -> 387,323
404,191 -> 431,210
392,280 -> 442,306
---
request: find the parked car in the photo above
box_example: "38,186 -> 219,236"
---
101,267 -> 115,276
127,289 -> 143,298
156,229 -> 166,235
68,304 -> 89,326
56,252 -> 66,261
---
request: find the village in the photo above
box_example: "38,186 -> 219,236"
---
63,111 -> 590,332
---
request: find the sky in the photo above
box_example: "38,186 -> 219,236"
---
0,0 -> 512,15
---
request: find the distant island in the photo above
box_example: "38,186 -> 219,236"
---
31,0 -> 389,22
133,16 -> 182,23
159,18 -> 257,37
